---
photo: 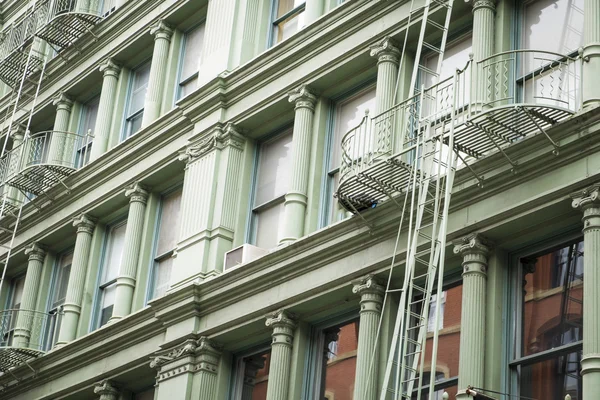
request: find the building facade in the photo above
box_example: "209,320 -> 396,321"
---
0,0 -> 596,399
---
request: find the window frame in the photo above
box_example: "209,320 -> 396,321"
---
229,342 -> 273,400
76,95 -> 100,169
269,0 -> 307,47
44,249 -> 73,349
122,59 -> 152,140
176,22 -> 206,101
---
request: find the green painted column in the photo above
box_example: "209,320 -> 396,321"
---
13,243 -> 46,348
7,123 -> 25,205
305,0 -> 325,25
352,274 -> 384,400
56,214 -> 96,347
141,20 -> 173,129
109,182 -> 148,323
279,85 -> 316,245
265,310 -> 297,400
194,337 -> 223,400
152,339 -> 199,400
47,93 -> 74,166
90,59 -> 121,162
571,184 -> 600,399
583,0 -> 600,108
468,0 -> 496,109
94,380 -> 119,400
370,36 -> 400,115
453,233 -> 491,399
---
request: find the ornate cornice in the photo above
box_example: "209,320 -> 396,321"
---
465,0 -> 496,12
73,213 -> 97,235
150,19 -> 173,41
369,36 -> 400,65
571,183 -> 600,231
99,58 -> 121,79
178,123 -> 245,164
93,380 -> 119,399
150,338 -> 197,369
52,92 -> 73,111
288,84 -> 317,112
24,242 -> 46,263
125,182 -> 149,204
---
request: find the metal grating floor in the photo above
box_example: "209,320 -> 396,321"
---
0,347 -> 44,372
36,13 -> 103,50
0,46 -> 43,87
7,164 -> 75,196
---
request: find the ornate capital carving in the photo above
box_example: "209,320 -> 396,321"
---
73,213 -> 97,235
572,183 -> 600,231
266,310 -> 297,347
94,380 -> 119,399
150,338 -> 197,369
10,123 -> 26,143
288,84 -> 317,112
99,58 -> 121,78
453,233 -> 492,274
215,122 -> 245,151
369,36 -> 401,65
150,19 -> 173,41
196,337 -> 223,375
352,274 -> 384,314
465,0 -> 496,12
178,123 -> 245,164
25,242 -> 46,262
125,182 -> 149,204
52,92 -> 73,111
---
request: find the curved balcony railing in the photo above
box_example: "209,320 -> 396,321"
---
0,309 -> 59,372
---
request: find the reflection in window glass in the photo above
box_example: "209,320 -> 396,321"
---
97,221 -> 128,327
179,24 -> 205,99
233,349 -> 271,400
152,189 -> 182,299
125,61 -> 151,138
519,351 -> 582,400
271,0 -> 306,46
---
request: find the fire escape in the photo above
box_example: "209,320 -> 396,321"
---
0,0 -> 110,375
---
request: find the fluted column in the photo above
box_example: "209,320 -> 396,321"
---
265,310 -> 297,400
109,182 -> 148,323
7,123 -> 25,205
571,184 -> 600,399
141,20 -> 173,129
454,233 -> 491,399
56,214 -> 96,346
94,380 -> 119,400
279,85 -> 316,245
90,59 -> 121,161
583,0 -> 600,108
47,93 -> 74,166
370,37 -> 400,115
352,275 -> 384,400
195,337 -> 222,400
467,0 -> 496,110
13,243 -> 46,348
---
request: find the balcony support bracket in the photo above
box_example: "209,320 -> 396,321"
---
520,106 -> 560,155
468,120 -> 518,172
455,151 -> 484,188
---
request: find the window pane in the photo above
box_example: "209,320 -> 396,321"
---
81,97 -> 100,137
153,257 -> 173,299
320,320 -> 359,399
255,131 -> 293,206
129,62 -> 151,114
10,277 -> 25,309
522,241 -> 583,357
100,284 -> 116,326
275,11 -> 305,44
255,202 -> 285,249
156,190 -> 182,256
277,0 -> 305,18
181,24 -> 205,81
239,350 -> 271,400
52,252 -> 73,308
180,76 -> 198,99
104,222 -> 128,283
519,350 -> 582,400
128,113 -> 144,137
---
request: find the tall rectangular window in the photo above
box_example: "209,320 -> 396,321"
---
45,251 -> 72,348
178,23 -> 205,99
251,130 -> 293,249
231,347 -> 271,399
76,96 -> 99,168
2,276 -> 25,347
270,0 -> 306,46
97,220 -> 127,327
8,276 -> 25,310
511,239 -> 583,399
124,61 -> 151,138
151,189 -> 182,300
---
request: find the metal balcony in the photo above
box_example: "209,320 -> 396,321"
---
35,0 -> 107,51
337,50 -> 582,212
0,309 -> 59,372
1,130 -> 92,196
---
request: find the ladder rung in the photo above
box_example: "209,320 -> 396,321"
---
406,322 -> 425,332
426,18 -> 447,31
415,256 -> 431,266
409,311 -> 425,321
422,41 -> 442,54
411,283 -> 427,293
417,231 -> 432,241
429,0 -> 451,8
405,337 -> 421,346
418,64 -> 440,78
567,297 -> 583,304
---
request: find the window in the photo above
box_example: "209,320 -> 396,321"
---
422,35 -> 472,89
511,240 -> 583,399
124,61 -> 151,138
325,86 -> 376,225
1,276 -> 25,346
270,0 -> 306,46
231,347 -> 272,400
308,318 -> 359,400
178,23 -> 205,99
150,189 -> 182,300
8,276 -> 25,310
45,251 -> 72,348
97,220 -> 127,327
76,96 -> 99,168
251,130 -> 293,249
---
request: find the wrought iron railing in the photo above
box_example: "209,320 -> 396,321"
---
40,0 -> 114,19
0,308 -> 58,352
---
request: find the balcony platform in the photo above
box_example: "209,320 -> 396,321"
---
0,44 -> 43,87
36,12 -> 103,50
7,164 -> 75,197
0,347 -> 44,372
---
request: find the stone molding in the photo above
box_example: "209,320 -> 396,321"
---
24,242 -> 46,263
150,19 -> 173,41
352,274 -> 384,314
196,336 -> 223,375
178,123 -> 245,164
93,380 -> 119,398
369,36 -> 400,64
288,84 -> 317,112
465,0 -> 496,12
99,58 -> 121,78
453,233 -> 492,274
73,213 -> 97,235
266,310 -> 297,347
150,337 -> 223,381
52,92 -> 74,111
125,182 -> 149,204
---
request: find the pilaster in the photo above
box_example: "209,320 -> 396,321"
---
454,233 -> 491,400
583,0 -> 600,108
352,274 -> 384,400
571,184 -> 600,399
94,380 -> 119,400
142,20 -> 173,128
279,85 -> 317,245
48,93 -> 74,166
370,37 -> 400,115
57,214 -> 96,347
109,182 -> 149,323
170,123 -> 246,289
193,337 -> 223,400
90,59 -> 122,161
265,310 -> 297,400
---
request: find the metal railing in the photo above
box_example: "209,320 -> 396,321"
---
41,0 -> 115,19
0,308 -> 58,351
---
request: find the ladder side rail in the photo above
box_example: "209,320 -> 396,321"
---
409,0 -> 435,97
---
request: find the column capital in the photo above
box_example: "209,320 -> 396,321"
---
93,380 -> 119,398
150,19 -> 173,41
99,58 -> 121,78
24,242 -> 46,262
178,123 -> 245,164
196,336 -> 223,375
10,123 -> 26,142
150,338 -> 197,370
572,183 -> 600,231
288,84 -> 317,112
464,0 -> 496,12
266,310 -> 297,348
215,122 -> 246,151
352,274 -> 385,314
125,182 -> 149,204
73,213 -> 97,235
52,92 -> 73,111
453,233 -> 492,275
369,36 -> 401,65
